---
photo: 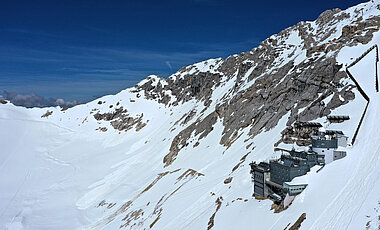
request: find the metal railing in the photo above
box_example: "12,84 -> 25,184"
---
345,44 -> 378,145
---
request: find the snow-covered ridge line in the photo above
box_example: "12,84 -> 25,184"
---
1,1 -> 380,230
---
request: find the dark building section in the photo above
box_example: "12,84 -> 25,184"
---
311,128 -> 348,163
250,148 -> 325,198
288,149 -> 321,167
250,162 -> 270,198
250,149 -> 321,197
312,138 -> 338,149
250,117 -> 349,208
269,155 -> 311,185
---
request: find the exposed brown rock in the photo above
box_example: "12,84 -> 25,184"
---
124,5 -> 379,167
176,169 -> 204,183
289,213 -> 307,230
163,112 -> 218,167
231,152 -> 250,173
224,177 -> 232,184
207,196 -> 223,230
94,107 -> 147,133
41,110 -> 53,118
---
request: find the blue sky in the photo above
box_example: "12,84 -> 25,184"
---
0,0 -> 366,104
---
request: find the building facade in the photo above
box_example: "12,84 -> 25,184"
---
269,155 -> 311,185
283,182 -> 308,196
250,162 -> 271,198
311,129 -> 347,164
289,149 -> 321,167
333,149 -> 347,161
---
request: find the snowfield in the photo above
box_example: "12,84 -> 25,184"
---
1,1 -> 380,229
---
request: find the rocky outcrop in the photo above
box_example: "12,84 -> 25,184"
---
163,111 -> 218,167
153,4 -> 380,166
41,110 -> 53,118
138,71 -> 224,107
109,3 -> 380,166
94,107 -> 147,132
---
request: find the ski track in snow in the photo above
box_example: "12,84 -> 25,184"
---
0,117 -> 77,134
310,99 -> 380,230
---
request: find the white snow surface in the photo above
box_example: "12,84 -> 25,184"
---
1,1 -> 380,229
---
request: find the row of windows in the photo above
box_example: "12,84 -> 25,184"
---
334,152 -> 346,158
254,173 -> 264,181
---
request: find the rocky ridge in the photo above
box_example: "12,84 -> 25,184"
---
1,1 -> 379,230
91,2 -> 380,166
128,2 -> 379,166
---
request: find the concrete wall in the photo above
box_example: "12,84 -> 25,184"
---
337,135 -> 348,147
283,183 -> 308,196
333,150 -> 346,161
254,170 -> 265,197
270,162 -> 310,185
313,147 -> 334,164
284,193 -> 295,208
312,138 -> 338,149
254,184 -> 264,197
289,151 -> 318,168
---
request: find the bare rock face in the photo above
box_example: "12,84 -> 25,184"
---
106,4 -> 380,167
94,107 -> 147,132
163,111 -> 218,167
168,72 -> 223,105
154,5 -> 380,166
137,71 -> 224,107
41,110 -> 53,118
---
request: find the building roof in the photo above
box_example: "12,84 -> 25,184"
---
283,181 -> 308,186
270,154 -> 308,168
327,115 -> 350,120
325,130 -> 344,135
251,162 -> 270,172
295,121 -> 323,128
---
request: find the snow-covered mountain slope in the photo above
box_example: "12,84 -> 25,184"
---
1,1 -> 380,229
